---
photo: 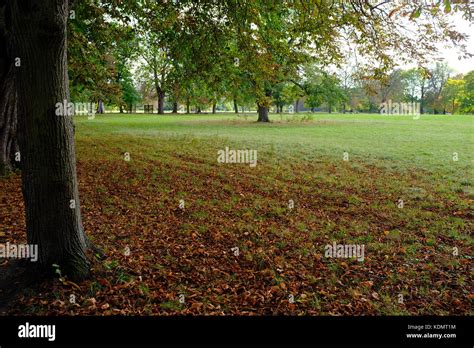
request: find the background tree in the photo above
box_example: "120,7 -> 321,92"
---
68,0 -> 123,107
459,70 -> 474,114
440,77 -> 465,114
426,62 -> 452,114
224,0 -> 471,121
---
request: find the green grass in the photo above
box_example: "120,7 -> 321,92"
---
76,112 -> 473,185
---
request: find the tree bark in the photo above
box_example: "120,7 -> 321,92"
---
257,89 -> 271,122
257,104 -> 270,122
157,90 -> 165,114
212,101 -> 216,114
97,99 -> 104,114
186,98 -> 190,114
172,101 -> 178,113
0,2 -> 19,174
233,99 -> 238,113
10,0 -> 90,280
420,82 -> 426,114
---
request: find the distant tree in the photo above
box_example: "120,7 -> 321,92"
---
68,1 -> 123,105
459,71 -> 474,114
225,0 -> 470,121
118,62 -> 141,113
426,62 -> 452,114
440,78 -> 465,114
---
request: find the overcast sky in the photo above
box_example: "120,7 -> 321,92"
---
403,12 -> 474,74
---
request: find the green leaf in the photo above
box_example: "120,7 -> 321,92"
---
444,0 -> 451,13
411,8 -> 421,19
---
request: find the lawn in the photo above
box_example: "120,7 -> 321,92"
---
1,112 -> 472,315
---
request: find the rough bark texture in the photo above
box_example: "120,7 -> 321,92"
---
0,2 -> 18,174
10,0 -> 90,280
157,90 -> 165,114
257,104 -> 270,122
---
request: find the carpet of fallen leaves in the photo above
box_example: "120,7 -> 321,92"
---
0,135 -> 472,315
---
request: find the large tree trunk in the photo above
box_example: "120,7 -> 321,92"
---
257,104 -> 270,122
233,99 -> 238,113
157,90 -> 165,114
10,0 -> 90,280
257,89 -> 271,122
0,3 -> 18,175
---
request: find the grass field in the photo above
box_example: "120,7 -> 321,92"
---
2,112 -> 472,315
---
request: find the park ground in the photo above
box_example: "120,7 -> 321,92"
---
0,113 -> 472,315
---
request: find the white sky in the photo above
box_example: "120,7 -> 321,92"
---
402,12 -> 474,74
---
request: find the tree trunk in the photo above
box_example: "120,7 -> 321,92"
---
196,106 -> 202,114
172,101 -> 178,113
0,6 -> 19,175
97,99 -> 104,114
212,102 -> 216,114
295,100 -> 299,113
420,84 -> 425,114
10,0 -> 90,280
186,98 -> 190,114
233,99 -> 238,113
157,90 -> 165,114
257,104 -> 270,122
257,89 -> 271,122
